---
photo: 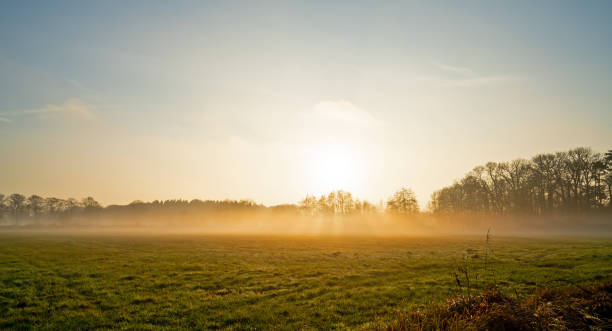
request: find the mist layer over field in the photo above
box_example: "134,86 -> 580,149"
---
5,214 -> 612,237
2,197 -> 611,236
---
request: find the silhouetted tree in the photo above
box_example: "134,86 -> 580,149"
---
7,194 -> 26,225
27,195 -> 44,218
81,196 -> 101,213
299,195 -> 318,216
603,150 -> 612,208
44,197 -> 64,219
0,194 -> 6,221
354,199 -> 378,214
299,190 -> 374,216
386,188 -> 419,214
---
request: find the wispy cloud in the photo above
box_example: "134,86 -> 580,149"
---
434,62 -> 477,76
311,100 -> 382,127
1,98 -> 97,121
431,62 -> 515,88
30,98 -> 96,120
441,75 -> 515,87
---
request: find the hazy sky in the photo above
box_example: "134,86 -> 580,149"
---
1,1 -> 611,207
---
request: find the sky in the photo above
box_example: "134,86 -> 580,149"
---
1,1 -> 611,207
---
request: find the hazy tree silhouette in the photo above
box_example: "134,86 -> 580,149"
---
26,195 -> 44,218
299,195 -> 318,216
299,190 -> 377,216
604,150 -> 612,208
0,194 -> 5,220
7,194 -> 26,225
386,188 -> 419,214
82,196 -> 102,213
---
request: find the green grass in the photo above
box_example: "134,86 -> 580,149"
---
0,233 -> 611,330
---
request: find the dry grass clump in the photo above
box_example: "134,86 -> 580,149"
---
377,278 -> 612,331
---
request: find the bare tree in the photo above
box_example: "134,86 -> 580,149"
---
299,195 -> 318,216
386,187 -> 419,214
0,194 -> 6,221
7,194 -> 26,225
27,195 -> 45,218
605,150 -> 612,208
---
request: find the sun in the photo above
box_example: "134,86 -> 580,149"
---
306,144 -> 366,194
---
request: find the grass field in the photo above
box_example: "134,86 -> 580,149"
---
1,232 -> 611,330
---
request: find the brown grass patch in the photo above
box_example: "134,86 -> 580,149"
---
373,278 -> 612,330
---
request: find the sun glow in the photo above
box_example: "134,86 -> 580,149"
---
306,144 -> 367,195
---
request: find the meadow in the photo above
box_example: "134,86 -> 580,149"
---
1,232 -> 611,330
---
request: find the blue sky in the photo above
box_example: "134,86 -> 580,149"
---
1,1 -> 611,206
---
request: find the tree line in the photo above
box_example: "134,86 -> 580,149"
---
1,147 -> 609,227
0,195 -> 266,226
0,194 -> 103,225
429,147 -> 612,215
0,188 -> 419,226
298,188 -> 418,216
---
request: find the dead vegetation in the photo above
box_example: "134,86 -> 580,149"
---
374,278 -> 612,330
